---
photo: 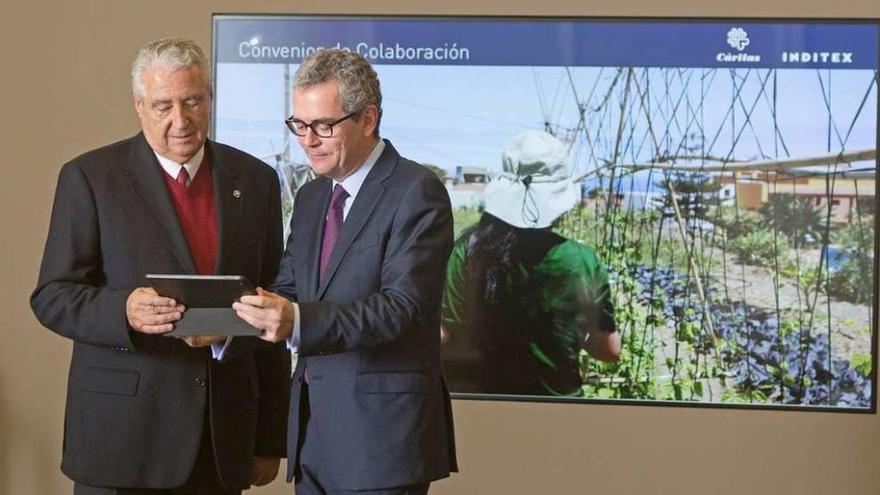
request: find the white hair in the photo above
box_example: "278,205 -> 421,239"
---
131,37 -> 211,98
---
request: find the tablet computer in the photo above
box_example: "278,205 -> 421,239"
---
146,274 -> 260,336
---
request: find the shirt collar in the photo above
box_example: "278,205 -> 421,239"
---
332,139 -> 385,200
153,145 -> 206,181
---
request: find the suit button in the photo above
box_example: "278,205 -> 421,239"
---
195,377 -> 207,387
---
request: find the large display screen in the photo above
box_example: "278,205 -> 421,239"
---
213,15 -> 878,411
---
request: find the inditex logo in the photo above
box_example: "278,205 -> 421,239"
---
726,27 -> 750,51
717,27 -> 761,63
781,51 -> 854,64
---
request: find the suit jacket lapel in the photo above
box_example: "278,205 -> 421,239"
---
317,141 -> 397,299
122,133 -> 196,274
209,141 -> 243,275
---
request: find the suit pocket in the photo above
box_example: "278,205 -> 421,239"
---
356,372 -> 429,395
82,367 -> 140,396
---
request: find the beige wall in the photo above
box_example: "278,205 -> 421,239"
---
2,1 -> 878,494
736,182 -> 767,209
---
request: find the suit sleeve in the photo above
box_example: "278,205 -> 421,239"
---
297,173 -> 453,356
30,162 -> 135,349
253,172 -> 291,457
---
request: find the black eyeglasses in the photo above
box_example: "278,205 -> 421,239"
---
285,112 -> 356,138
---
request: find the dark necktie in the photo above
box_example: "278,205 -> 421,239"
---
319,184 -> 349,282
175,167 -> 190,188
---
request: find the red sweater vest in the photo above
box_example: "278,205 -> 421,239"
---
162,157 -> 218,275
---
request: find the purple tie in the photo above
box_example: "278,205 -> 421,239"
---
319,184 -> 349,282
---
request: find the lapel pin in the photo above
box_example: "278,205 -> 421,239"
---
233,189 -> 241,199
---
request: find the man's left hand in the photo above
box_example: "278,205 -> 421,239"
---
233,288 -> 296,343
250,456 -> 281,487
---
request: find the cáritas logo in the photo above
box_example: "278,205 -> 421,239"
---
726,27 -> 750,51
717,27 -> 760,63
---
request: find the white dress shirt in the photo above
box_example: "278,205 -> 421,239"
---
153,146 -> 205,183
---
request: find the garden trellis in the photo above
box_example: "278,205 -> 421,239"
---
546,66 -> 877,407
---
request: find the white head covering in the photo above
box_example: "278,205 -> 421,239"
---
484,130 -> 581,229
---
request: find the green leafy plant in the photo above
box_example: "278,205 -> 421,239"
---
711,206 -> 763,241
827,220 -> 875,304
728,228 -> 790,268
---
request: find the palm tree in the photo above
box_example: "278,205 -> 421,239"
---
758,194 -> 825,248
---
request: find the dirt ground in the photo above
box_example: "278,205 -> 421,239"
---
714,250 -> 873,363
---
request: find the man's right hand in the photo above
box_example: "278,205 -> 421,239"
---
233,288 -> 295,343
126,287 -> 184,334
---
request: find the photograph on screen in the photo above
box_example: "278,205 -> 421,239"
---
213,16 -> 879,410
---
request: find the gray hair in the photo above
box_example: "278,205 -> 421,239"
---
132,37 -> 211,98
295,48 -> 382,136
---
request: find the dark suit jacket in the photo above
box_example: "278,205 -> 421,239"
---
30,133 -> 290,490
272,140 -> 458,491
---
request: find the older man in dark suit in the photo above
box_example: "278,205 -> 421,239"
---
31,37 -> 289,494
234,49 -> 457,494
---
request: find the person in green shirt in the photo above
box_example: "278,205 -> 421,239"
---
442,130 -> 620,396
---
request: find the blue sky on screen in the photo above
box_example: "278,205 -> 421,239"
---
215,63 -> 877,184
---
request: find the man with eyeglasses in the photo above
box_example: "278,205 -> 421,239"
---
31,37 -> 289,494
233,49 -> 458,494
